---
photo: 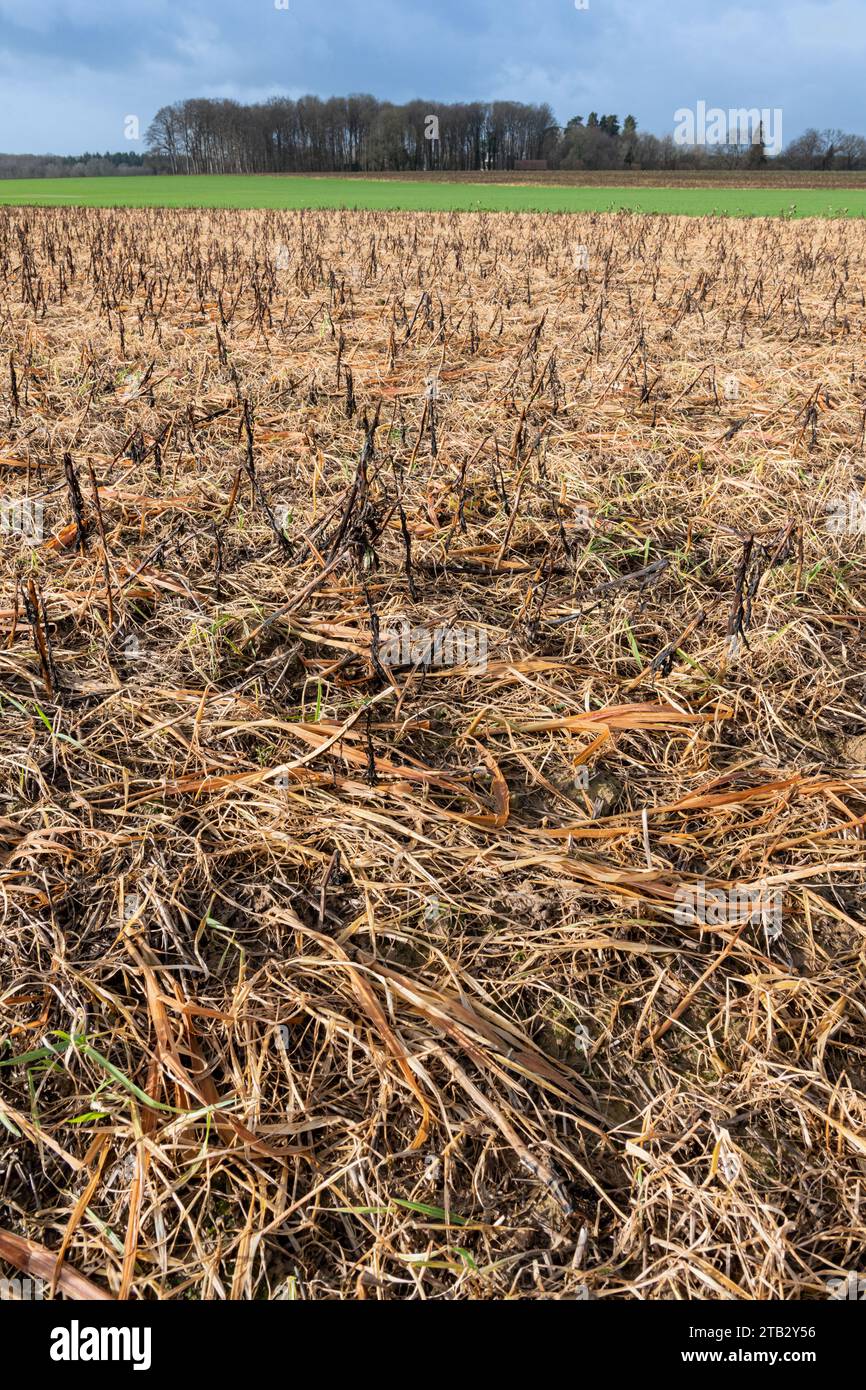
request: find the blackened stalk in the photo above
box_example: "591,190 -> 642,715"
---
242,400 -> 293,557
63,453 -> 87,553
24,578 -> 56,698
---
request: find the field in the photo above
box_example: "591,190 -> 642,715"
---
0,205 -> 865,1302
2,173 -> 866,217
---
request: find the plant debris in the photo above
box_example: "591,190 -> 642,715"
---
0,207 -> 864,1301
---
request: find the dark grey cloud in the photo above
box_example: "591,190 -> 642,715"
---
0,0 -> 863,155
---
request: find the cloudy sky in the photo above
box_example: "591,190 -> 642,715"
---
0,0 -> 863,154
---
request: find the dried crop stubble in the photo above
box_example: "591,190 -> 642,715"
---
0,206 -> 864,1301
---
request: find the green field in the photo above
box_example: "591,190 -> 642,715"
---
0,174 -> 865,217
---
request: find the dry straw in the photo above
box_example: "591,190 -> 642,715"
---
0,206 -> 864,1300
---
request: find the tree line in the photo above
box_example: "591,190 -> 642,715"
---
3,95 -> 866,177
145,97 -> 561,174
142,98 -> 866,174
0,151 -> 149,180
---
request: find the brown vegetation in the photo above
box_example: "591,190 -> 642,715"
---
322,168 -> 866,188
0,207 -> 865,1300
